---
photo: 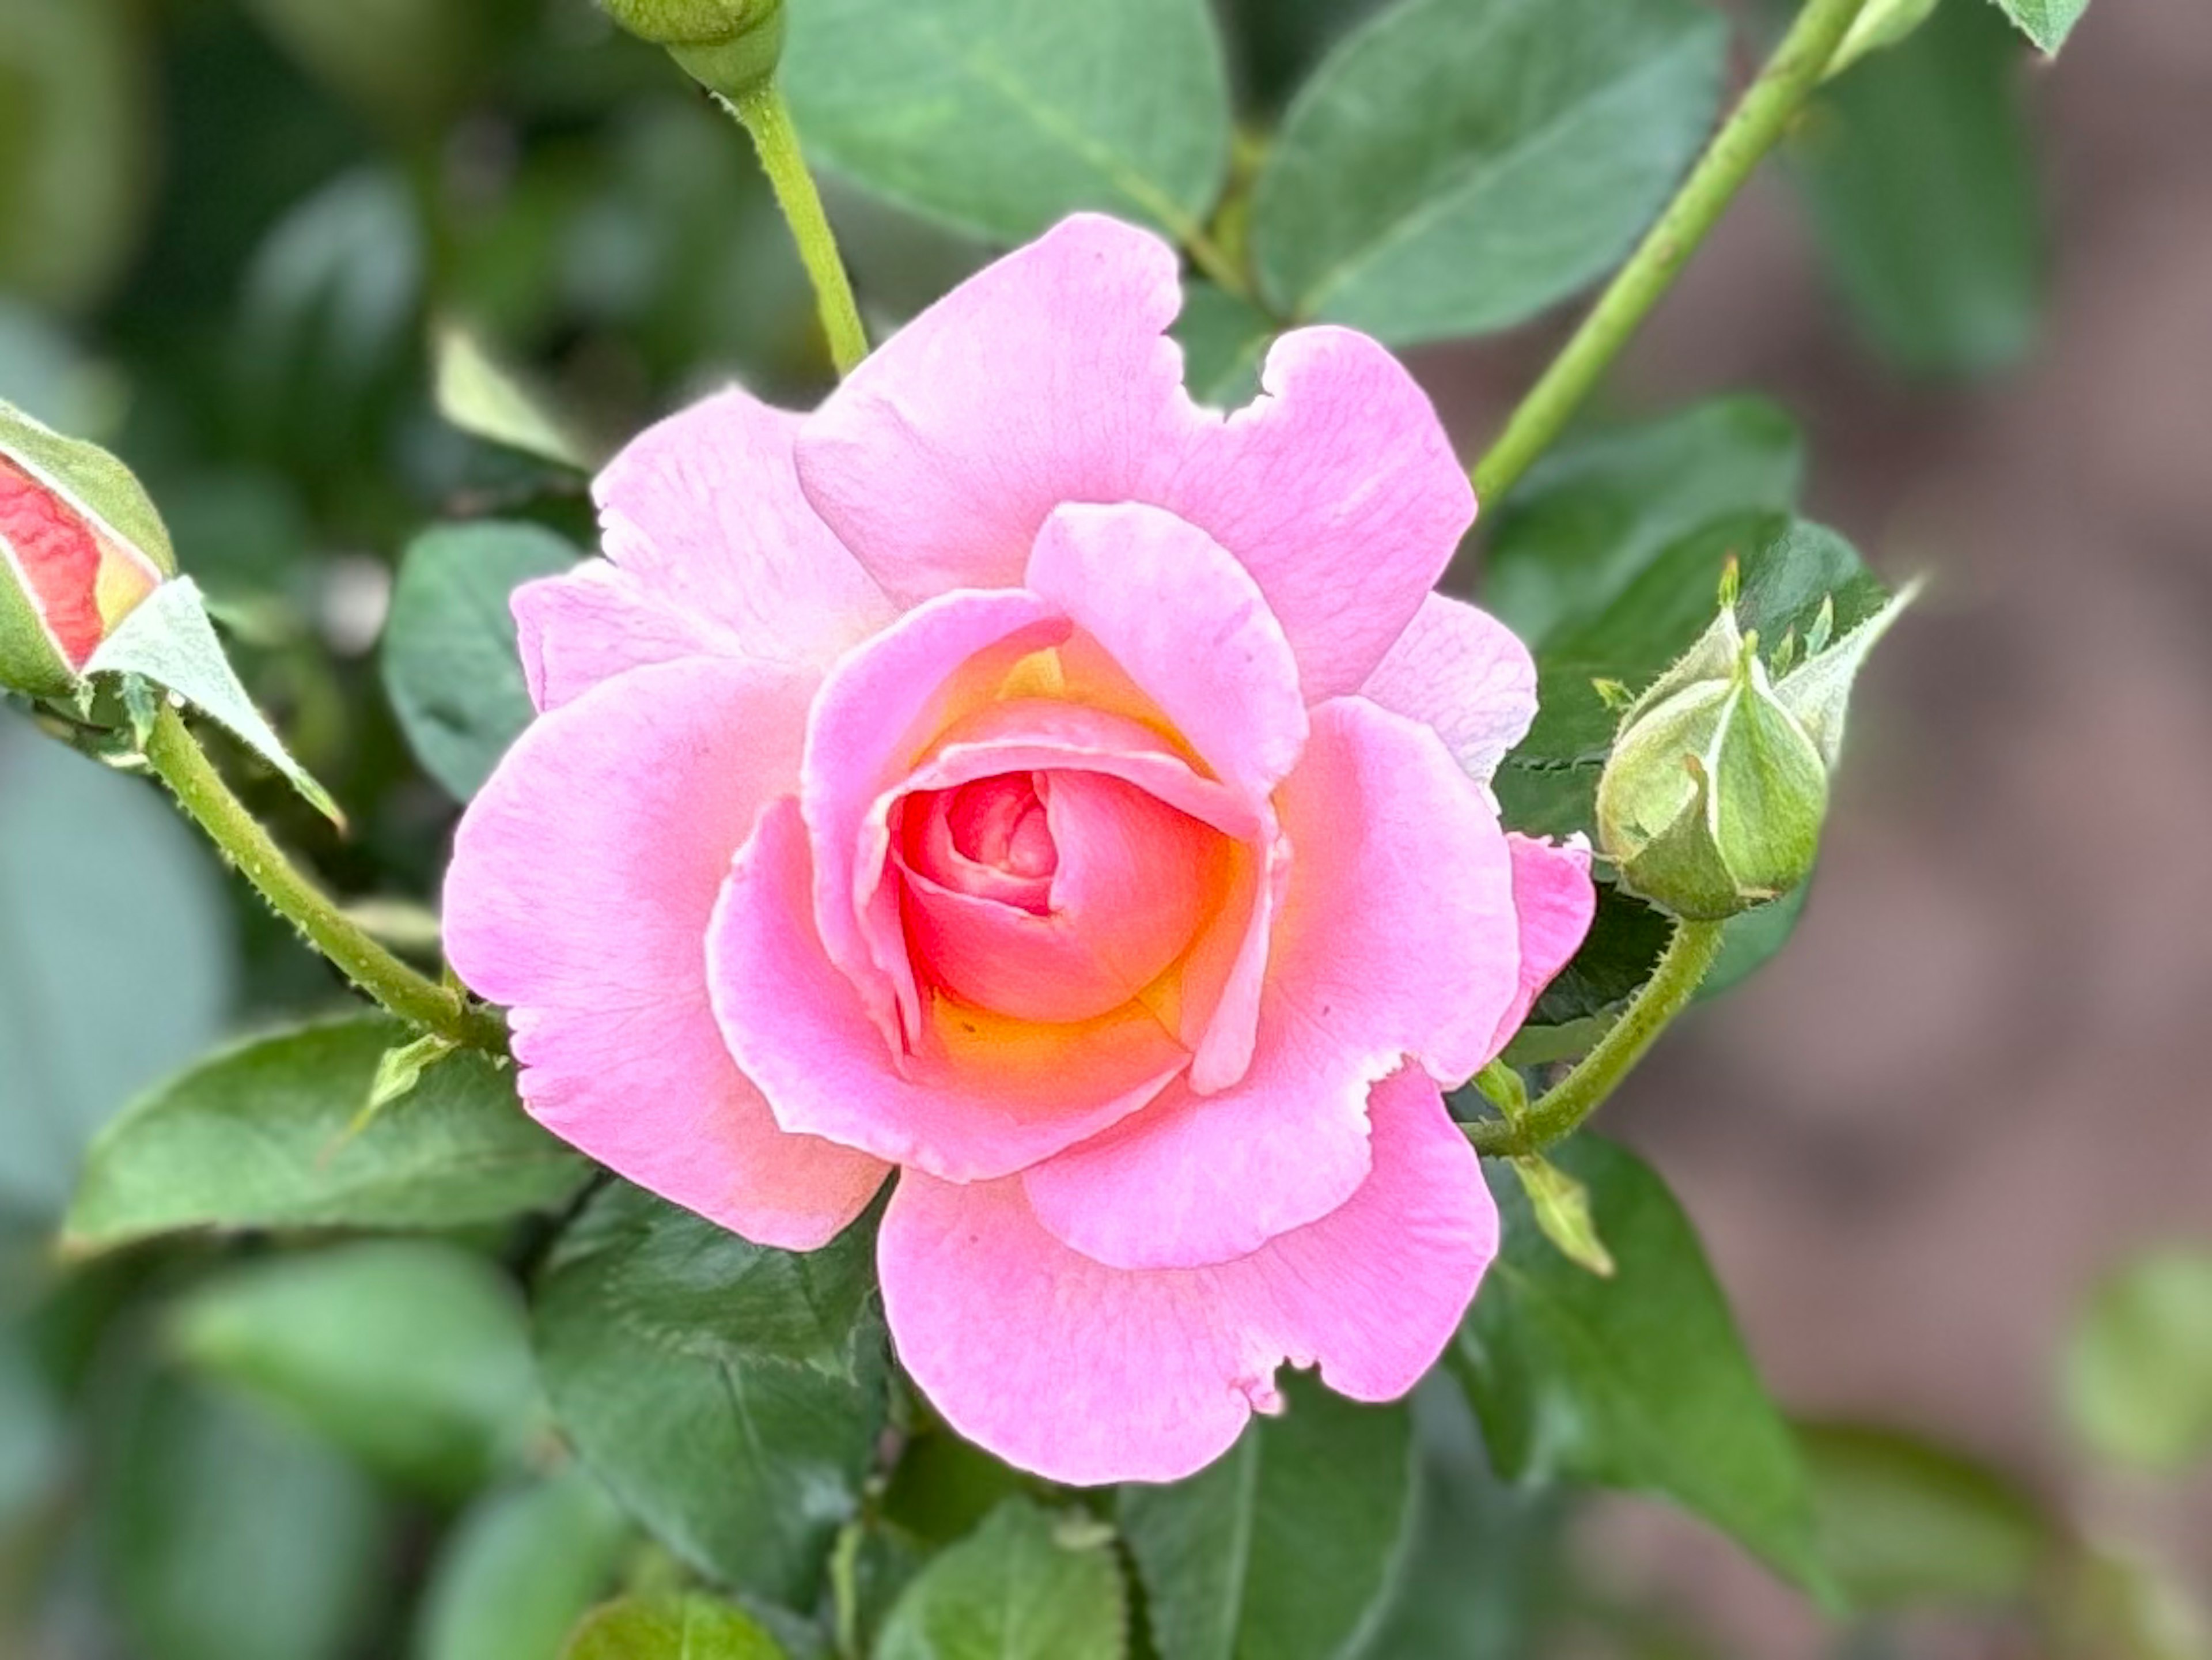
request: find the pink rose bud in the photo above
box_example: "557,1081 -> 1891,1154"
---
0,400 -> 174,698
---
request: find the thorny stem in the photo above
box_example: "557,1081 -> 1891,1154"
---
143,704 -> 507,1054
1467,0 -> 1874,509
1466,917 -> 1726,1158
728,78 -> 871,376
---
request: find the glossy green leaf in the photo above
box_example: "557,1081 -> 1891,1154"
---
382,520 -> 579,802
1251,0 -> 1726,345
1120,1373 -> 1415,1660
1787,0 -> 2044,376
99,1373 -> 393,1660
876,1497 -> 1127,1660
419,1470 -> 635,1660
1987,0 -> 2091,54
1798,1422 -> 2048,1611
2063,1249 -> 2212,1474
0,717 -> 232,1224
170,1240 -> 540,1500
1453,1136 -> 1827,1593
1173,282 -> 1275,410
563,1595 -> 791,1660
63,1016 -> 585,1256
532,1183 -> 887,1609
782,0 -> 1232,244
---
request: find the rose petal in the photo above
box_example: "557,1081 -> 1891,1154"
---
796,215 -> 1475,698
1487,834 -> 1598,1058
880,1065 -> 1497,1486
1023,695 -> 1519,1269
1359,592 -> 1537,786
444,658 -> 888,1250
513,563 -> 730,714
710,799 -> 1189,1183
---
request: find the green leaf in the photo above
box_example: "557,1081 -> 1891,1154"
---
782,0 -> 1232,245
0,717 -> 232,1223
63,1015 -> 585,1256
1786,0 -> 2044,376
877,1497 -> 1127,1660
87,576 -> 343,823
1250,0 -> 1726,345
1453,1136 -> 1827,1594
1480,398 -> 1805,651
169,1239 -> 540,1500
0,1326 -> 63,1522
1797,1422 -> 2049,1612
419,1470 -> 636,1660
99,1372 -> 393,1660
2063,1249 -> 2212,1474
1495,517 -> 1883,841
1173,282 -> 1275,410
563,1595 -> 791,1660
382,520 -> 579,802
532,1183 -> 887,1609
433,321 -> 597,471
1119,1372 -> 1415,1660
1986,0 -> 2090,53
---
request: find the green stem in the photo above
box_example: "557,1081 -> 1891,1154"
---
1467,917 -> 1726,1158
728,79 -> 870,376
1468,0 -> 1872,506
143,705 -> 506,1053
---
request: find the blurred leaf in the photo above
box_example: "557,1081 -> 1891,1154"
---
1987,0 -> 2091,54
1250,0 -> 1726,346
1786,0 -> 2044,376
877,1497 -> 1126,1660
0,716 -> 232,1224
1219,0 -> 1390,111
1355,1379 -> 1566,1660
237,0 -> 534,134
170,1239 -> 540,1500
433,323 -> 597,472
1700,883 -> 1812,1000
563,1594 -> 791,1660
1481,398 -> 1806,650
532,1183 -> 887,1609
0,1328 -> 63,1524
1173,282 -> 1275,409
2063,1544 -> 2212,1660
881,1429 -> 1037,1548
1797,1422 -> 2048,1612
0,0 -> 152,313
782,0 -> 1232,244
1119,1373 -> 1415,1660
89,577 -> 343,823
99,1372 -> 394,1660
382,520 -> 579,801
2063,1249 -> 2212,1474
64,1015 -> 585,1255
1496,517 -> 1883,840
1453,1137 -> 1828,1594
418,1469 -> 635,1660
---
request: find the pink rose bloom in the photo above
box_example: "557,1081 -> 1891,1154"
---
445,215 -> 1594,1485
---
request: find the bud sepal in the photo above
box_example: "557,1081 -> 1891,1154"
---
597,0 -> 785,101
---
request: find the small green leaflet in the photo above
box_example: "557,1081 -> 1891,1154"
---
1986,0 -> 2090,53
875,1498 -> 1127,1660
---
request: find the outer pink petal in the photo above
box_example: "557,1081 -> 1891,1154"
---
1022,696 -> 1520,1269
443,659 -> 889,1250
513,564 -> 730,713
592,385 -> 895,675
1486,834 -> 1598,1059
881,1066 -> 1497,1487
1359,592 -> 1537,786
1025,502 -> 1306,797
1145,327 -> 1478,699
796,215 -> 1190,606
794,215 -> 1473,698
801,589 -> 1067,1047
710,799 -> 1188,1183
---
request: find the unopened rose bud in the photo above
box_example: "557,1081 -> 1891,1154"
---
1594,574 -> 1918,920
0,400 -> 174,698
598,0 -> 785,101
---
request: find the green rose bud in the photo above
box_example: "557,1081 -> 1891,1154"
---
1594,573 -> 1919,920
597,0 -> 785,101
0,399 -> 174,699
